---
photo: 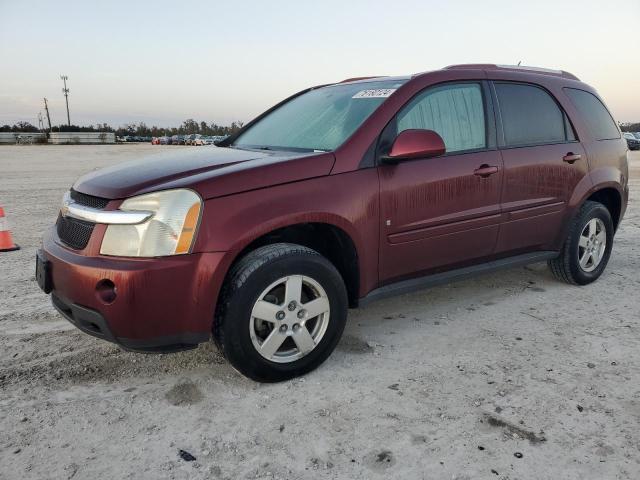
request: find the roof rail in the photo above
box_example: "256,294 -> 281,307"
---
443,64 -> 579,81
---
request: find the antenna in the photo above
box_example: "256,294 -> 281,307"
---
60,75 -> 71,126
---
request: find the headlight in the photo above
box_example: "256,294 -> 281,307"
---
100,189 -> 202,257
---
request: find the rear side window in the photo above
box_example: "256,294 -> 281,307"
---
495,83 -> 567,147
564,88 -> 620,140
396,83 -> 486,153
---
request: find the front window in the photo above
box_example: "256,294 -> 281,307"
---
233,79 -> 407,152
396,82 -> 486,153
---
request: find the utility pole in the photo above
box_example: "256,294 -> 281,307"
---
60,75 -> 71,126
43,98 -> 52,132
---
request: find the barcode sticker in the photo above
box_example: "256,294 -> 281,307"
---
352,89 -> 396,99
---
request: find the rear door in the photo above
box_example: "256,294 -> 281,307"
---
378,81 -> 503,283
491,82 -> 589,253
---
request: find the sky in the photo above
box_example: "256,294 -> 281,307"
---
1,0 -> 639,128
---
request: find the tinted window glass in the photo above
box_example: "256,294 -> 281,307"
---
495,83 -> 566,147
397,83 -> 486,153
564,88 -> 620,140
565,114 -> 576,141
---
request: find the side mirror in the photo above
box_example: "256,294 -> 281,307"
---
382,129 -> 446,164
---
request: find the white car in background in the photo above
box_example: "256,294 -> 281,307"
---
192,134 -> 207,146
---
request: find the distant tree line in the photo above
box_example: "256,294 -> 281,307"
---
0,121 -> 41,132
4,119 -> 638,135
620,123 -> 640,132
0,119 -> 245,136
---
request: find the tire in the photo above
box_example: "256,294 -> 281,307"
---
214,243 -> 348,382
548,200 -> 614,285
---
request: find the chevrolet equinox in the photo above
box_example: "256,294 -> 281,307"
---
37,64 -> 629,382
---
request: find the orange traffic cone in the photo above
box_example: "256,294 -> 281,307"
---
0,206 -> 20,252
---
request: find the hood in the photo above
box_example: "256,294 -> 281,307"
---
73,147 -> 335,200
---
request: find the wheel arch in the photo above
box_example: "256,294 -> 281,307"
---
222,221 -> 362,308
558,176 -> 624,250
585,187 -> 622,230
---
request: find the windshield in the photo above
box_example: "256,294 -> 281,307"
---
233,79 -> 407,151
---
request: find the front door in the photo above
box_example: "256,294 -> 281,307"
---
378,81 -> 503,283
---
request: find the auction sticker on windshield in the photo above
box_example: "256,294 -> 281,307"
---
352,89 -> 396,98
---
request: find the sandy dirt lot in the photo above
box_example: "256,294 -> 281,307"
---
1,145 -> 639,480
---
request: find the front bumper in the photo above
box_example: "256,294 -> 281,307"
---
40,227 -> 227,353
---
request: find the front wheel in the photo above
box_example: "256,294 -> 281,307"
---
548,200 -> 614,285
214,243 -> 348,382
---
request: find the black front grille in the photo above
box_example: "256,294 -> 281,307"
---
56,214 -> 95,250
56,190 -> 110,250
70,189 -> 110,209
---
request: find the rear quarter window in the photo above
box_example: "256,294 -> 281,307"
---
564,88 -> 620,141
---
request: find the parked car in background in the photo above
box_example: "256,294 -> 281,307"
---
151,137 -> 159,145
633,132 -> 640,140
170,135 -> 180,145
193,134 -> 206,145
158,136 -> 169,145
623,132 -> 640,150
203,136 -> 215,145
37,64 -> 628,382
211,135 -> 229,144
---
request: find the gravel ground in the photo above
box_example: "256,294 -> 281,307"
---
1,145 -> 639,480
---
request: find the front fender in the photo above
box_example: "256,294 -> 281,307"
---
194,169 -> 380,296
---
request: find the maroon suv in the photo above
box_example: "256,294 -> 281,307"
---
36,64 -> 629,382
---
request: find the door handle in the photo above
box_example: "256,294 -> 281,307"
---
473,165 -> 499,178
563,153 -> 581,164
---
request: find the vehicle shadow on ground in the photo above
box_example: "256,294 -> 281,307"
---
334,262 -> 559,357
1,262 -> 560,389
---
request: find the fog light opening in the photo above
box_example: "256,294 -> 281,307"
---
96,279 -> 117,304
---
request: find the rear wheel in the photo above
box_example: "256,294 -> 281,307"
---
214,243 -> 348,382
548,200 -> 614,285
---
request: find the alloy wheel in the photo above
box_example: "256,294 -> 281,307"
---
249,275 -> 330,363
578,218 -> 606,272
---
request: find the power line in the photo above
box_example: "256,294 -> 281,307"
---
60,75 -> 70,126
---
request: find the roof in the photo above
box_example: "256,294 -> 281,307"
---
442,64 -> 580,81
335,65 -> 579,87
